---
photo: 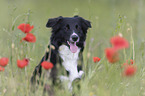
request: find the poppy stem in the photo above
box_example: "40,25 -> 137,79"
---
130,26 -> 135,60
123,49 -> 127,61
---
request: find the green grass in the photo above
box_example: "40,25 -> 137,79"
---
0,0 -> 145,96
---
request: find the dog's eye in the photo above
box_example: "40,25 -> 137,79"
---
75,25 -> 80,30
64,24 -> 70,31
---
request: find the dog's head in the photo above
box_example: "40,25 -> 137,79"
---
46,16 -> 91,53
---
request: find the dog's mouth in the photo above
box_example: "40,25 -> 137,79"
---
67,41 -> 78,53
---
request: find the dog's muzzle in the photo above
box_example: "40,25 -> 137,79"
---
67,33 -> 79,53
71,35 -> 79,42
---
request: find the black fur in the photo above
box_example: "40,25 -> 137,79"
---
31,16 -> 91,94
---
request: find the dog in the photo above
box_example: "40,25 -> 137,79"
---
31,16 -> 91,93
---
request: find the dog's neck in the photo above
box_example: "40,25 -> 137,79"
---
59,44 -> 84,90
58,45 -> 81,82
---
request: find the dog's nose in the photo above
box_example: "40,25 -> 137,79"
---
71,35 -> 78,42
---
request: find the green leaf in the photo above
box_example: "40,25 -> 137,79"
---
12,25 -> 15,31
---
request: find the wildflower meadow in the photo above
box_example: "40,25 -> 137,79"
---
0,0 -> 145,96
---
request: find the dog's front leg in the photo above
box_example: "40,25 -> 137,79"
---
77,51 -> 84,77
30,56 -> 45,86
31,45 -> 57,85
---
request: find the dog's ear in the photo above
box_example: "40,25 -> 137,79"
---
74,16 -> 91,31
81,18 -> 91,31
46,16 -> 63,28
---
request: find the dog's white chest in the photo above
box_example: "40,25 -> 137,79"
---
59,45 -> 81,82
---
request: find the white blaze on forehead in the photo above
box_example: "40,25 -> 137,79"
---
71,32 -> 78,36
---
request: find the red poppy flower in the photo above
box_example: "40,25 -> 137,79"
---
110,36 -> 129,50
18,23 -> 34,33
123,65 -> 136,76
17,58 -> 29,69
0,66 -> 5,71
93,57 -> 101,63
105,48 -> 119,63
41,61 -> 53,70
21,33 -> 36,43
0,57 -> 9,67
130,59 -> 134,64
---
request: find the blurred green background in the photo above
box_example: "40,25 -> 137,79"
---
0,0 -> 145,96
0,0 -> 145,58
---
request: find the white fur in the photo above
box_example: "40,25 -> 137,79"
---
59,45 -> 84,89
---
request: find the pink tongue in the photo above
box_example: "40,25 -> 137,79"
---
69,42 -> 78,53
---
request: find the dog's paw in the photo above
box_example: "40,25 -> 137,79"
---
78,71 -> 84,78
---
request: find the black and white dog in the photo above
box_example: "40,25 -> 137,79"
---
31,16 -> 91,90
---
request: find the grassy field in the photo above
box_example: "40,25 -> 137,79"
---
0,0 -> 145,96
